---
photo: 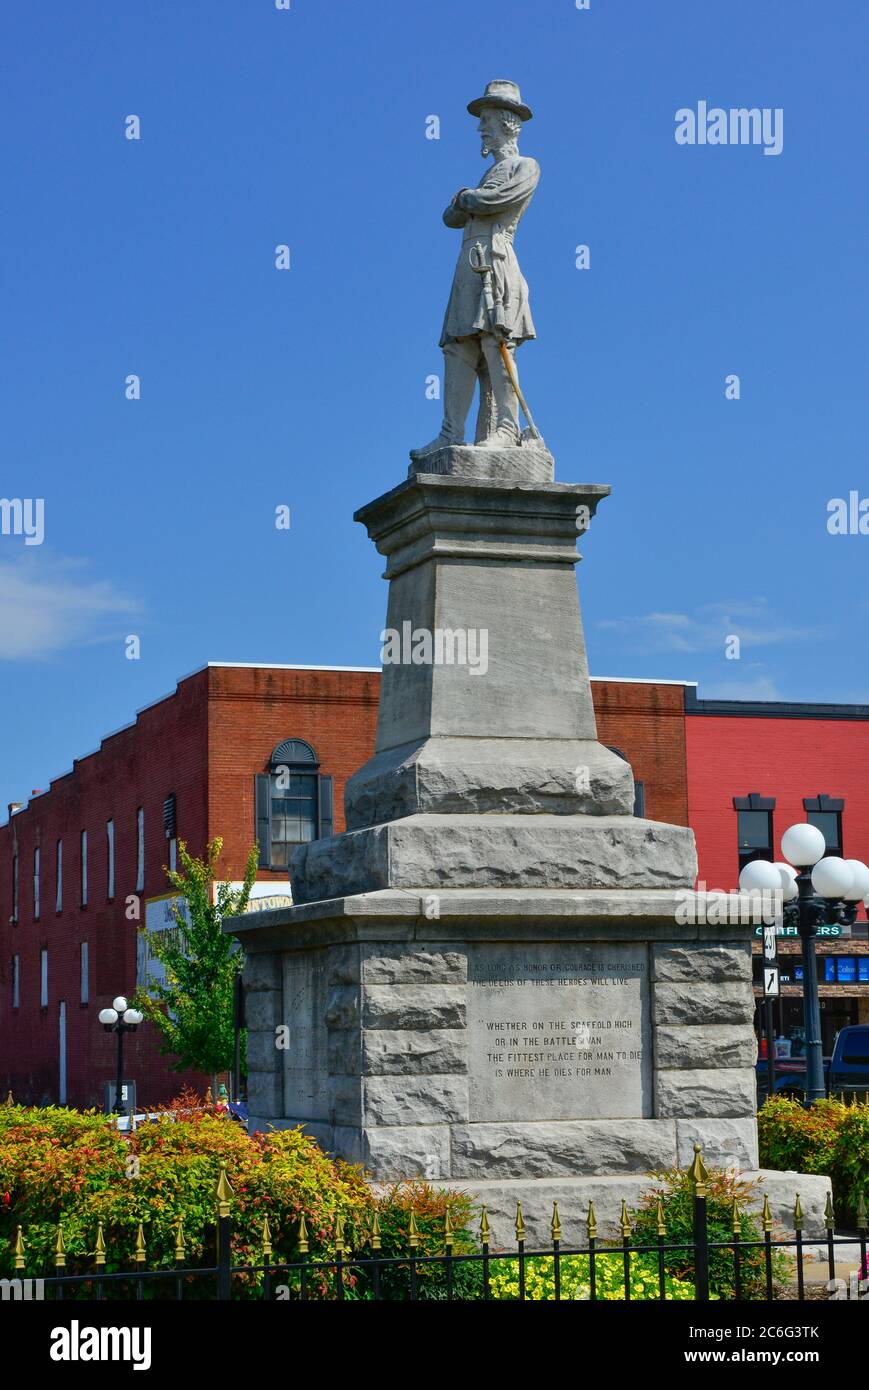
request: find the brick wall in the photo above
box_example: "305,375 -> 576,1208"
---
686,714 -> 869,891
206,665 -> 380,881
0,665 -> 381,1108
591,680 -> 689,826
0,671 -> 210,1108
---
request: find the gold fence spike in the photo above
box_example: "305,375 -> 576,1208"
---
334,1214 -> 345,1255
298,1211 -> 309,1255
656,1197 -> 666,1238
14,1226 -> 25,1271
551,1201 -> 562,1243
5,1090 -> 13,1106
731,1198 -> 741,1237
135,1222 -> 146,1265
824,1193 -> 835,1230
175,1217 -> 186,1263
370,1210 -> 381,1252
479,1206 -> 491,1245
856,1193 -> 867,1232
408,1210 -> 419,1250
587,1200 -> 597,1241
793,1194 -> 803,1232
55,1221 -> 66,1268
94,1221 -> 106,1268
443,1207 -> 454,1250
515,1201 -> 526,1243
688,1143 -> 709,1197
216,1163 -> 233,1219
261,1215 -> 272,1259
620,1200 -> 631,1239
761,1195 -> 773,1233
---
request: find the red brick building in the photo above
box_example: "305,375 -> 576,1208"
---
2,667 -> 867,1106
685,688 -> 869,1050
0,663 -> 379,1109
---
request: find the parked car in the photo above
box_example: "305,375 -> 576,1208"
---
756,1024 -> 869,1104
828,1024 -> 869,1099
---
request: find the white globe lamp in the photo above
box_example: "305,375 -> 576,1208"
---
842,860 -> 869,902
772,862 -> 799,902
811,856 -> 855,900
738,860 -> 783,893
781,822 -> 827,868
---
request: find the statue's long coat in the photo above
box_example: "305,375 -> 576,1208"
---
439,154 -> 540,348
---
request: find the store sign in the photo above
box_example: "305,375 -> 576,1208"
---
138,894 -> 191,991
753,924 -> 847,939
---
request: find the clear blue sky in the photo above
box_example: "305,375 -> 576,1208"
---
1,0 -> 867,814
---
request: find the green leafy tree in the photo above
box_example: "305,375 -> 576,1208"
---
133,837 -> 258,1097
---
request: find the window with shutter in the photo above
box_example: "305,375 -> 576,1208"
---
256,739 -> 329,869
136,808 -> 144,892
106,820 -> 115,899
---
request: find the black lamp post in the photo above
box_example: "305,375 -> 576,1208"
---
774,826 -> 867,1107
740,828 -> 869,1107
99,995 -> 144,1114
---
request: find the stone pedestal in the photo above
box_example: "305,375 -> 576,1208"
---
228,446 -> 770,1235
234,888 -> 759,1161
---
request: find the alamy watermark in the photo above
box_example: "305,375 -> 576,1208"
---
675,102 -> 783,157
1,1277 -> 45,1300
676,882 -> 783,926
0,497 -> 44,546
380,622 -> 488,675
827,491 -> 869,535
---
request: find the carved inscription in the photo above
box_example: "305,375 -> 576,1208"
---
467,943 -> 651,1122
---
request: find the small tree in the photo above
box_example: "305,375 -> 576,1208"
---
134,837 -> 258,1099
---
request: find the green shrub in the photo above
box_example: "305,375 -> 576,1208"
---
757,1096 -> 844,1175
757,1095 -> 869,1226
629,1166 -> 790,1300
361,1182 -> 483,1301
0,1093 -> 370,1296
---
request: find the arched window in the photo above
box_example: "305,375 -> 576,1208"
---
606,746 -> 645,819
255,740 -> 333,870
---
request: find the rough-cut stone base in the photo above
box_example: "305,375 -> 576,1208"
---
290,813 -> 698,903
231,891 -> 776,1232
407,442 -> 555,484
344,736 -> 635,827
255,1114 -> 760,1181
433,1171 -> 834,1248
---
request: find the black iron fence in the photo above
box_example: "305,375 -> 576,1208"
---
7,1147 -> 867,1302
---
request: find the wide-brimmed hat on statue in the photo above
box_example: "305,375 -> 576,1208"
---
467,79 -> 533,122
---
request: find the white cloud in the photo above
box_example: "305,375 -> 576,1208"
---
0,555 -> 141,660
597,599 -> 817,655
699,675 -> 784,701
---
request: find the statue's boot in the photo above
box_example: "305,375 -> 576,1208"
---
410,340 -> 478,457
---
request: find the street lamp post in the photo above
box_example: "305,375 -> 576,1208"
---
744,826 -> 869,1108
98,995 -> 144,1115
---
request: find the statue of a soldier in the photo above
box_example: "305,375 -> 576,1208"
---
412,80 -> 541,459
